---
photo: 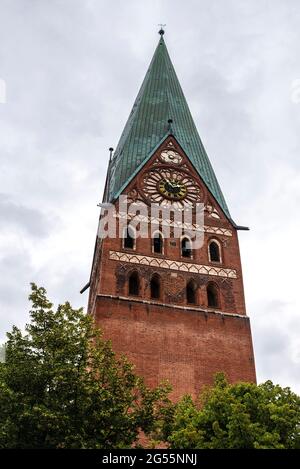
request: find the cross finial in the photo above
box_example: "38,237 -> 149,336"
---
158,24 -> 166,36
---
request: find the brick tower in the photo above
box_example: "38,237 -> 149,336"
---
83,31 -> 256,400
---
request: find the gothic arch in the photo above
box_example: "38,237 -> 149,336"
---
152,230 -> 164,255
150,273 -> 161,299
207,282 -> 220,308
208,238 -> 222,263
128,270 -> 139,296
181,235 -> 192,259
123,225 -> 136,250
186,279 -> 197,304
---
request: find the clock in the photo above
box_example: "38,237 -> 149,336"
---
139,168 -> 202,208
158,178 -> 187,200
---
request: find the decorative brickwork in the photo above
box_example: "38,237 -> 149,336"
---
115,212 -> 233,237
110,250 -> 237,278
87,36 -> 256,397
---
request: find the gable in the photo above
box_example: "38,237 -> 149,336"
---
120,136 -> 230,225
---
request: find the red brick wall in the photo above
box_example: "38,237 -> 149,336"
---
88,136 -> 256,398
95,296 -> 256,400
97,225 -> 246,315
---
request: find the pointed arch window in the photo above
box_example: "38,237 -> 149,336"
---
150,274 -> 161,299
128,271 -> 139,296
208,240 -> 221,263
153,231 -> 163,254
181,237 -> 192,258
207,283 -> 219,308
186,280 -> 197,304
123,225 -> 135,250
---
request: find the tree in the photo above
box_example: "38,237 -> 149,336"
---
0,284 -> 171,449
163,373 -> 300,449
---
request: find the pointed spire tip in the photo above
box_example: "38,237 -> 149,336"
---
158,24 -> 166,36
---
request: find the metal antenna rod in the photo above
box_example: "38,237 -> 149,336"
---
158,24 -> 166,35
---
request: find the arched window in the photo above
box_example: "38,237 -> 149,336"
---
123,226 -> 135,250
153,232 -> 163,254
128,271 -> 139,296
186,280 -> 197,304
181,237 -> 192,258
150,274 -> 160,299
207,283 -> 219,308
208,240 -> 221,263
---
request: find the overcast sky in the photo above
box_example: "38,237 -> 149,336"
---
0,0 -> 300,392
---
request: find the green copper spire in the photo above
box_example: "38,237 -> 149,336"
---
107,34 -> 231,219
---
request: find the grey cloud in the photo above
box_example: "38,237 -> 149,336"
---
0,249 -> 33,341
251,298 -> 300,391
0,193 -> 54,237
255,325 -> 289,357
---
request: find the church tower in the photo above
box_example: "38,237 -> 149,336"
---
83,31 -> 256,399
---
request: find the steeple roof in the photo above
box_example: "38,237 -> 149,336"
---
107,34 -> 231,220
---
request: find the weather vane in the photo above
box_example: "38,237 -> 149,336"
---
158,24 -> 166,35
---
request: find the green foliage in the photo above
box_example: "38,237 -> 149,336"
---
164,373 -> 300,449
0,284 -> 171,449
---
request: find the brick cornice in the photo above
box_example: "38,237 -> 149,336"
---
97,293 -> 248,319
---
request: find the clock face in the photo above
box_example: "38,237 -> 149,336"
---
140,168 -> 202,208
158,178 -> 187,200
